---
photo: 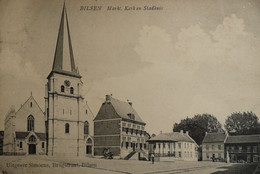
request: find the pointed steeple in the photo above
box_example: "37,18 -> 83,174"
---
49,2 -> 81,78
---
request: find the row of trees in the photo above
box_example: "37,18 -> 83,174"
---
173,112 -> 260,145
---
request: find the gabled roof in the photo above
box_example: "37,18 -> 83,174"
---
48,2 -> 81,79
202,132 -> 226,143
16,95 -> 44,115
225,134 -> 260,144
15,132 -> 46,140
110,97 -> 145,124
148,132 -> 195,143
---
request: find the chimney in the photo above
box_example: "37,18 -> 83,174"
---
127,99 -> 133,106
180,130 -> 183,134
105,95 -> 111,102
186,131 -> 189,135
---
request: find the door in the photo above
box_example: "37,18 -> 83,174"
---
29,144 -> 36,154
86,145 -> 92,154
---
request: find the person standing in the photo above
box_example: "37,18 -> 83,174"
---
151,153 -> 155,164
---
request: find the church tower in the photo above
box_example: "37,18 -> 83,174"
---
45,3 -> 90,157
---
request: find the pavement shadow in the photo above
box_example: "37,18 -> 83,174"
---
211,163 -> 257,174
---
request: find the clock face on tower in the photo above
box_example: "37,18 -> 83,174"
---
64,80 -> 71,87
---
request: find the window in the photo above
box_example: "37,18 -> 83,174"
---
247,146 -> 251,153
42,142 -> 44,148
179,152 -> 182,157
178,143 -> 181,149
253,155 -> 258,162
30,102 -> 32,107
27,115 -> 34,131
206,153 -> 209,159
154,144 -> 156,149
184,143 -> 186,148
29,135 -> 36,143
190,152 -> 192,157
84,121 -> 89,134
70,87 -> 74,94
247,155 -> 251,162
238,146 -> 242,152
253,146 -> 257,153
206,145 -> 209,150
65,123 -> 70,133
85,109 -> 88,114
218,153 -> 221,158
87,138 -> 92,144
212,145 -> 215,150
19,142 -> 23,148
61,85 -> 65,92
159,143 -> 161,149
218,145 -> 221,150
168,143 -> 170,149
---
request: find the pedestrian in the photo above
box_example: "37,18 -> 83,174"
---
151,153 -> 155,164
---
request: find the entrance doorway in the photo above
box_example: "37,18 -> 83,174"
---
86,145 -> 92,154
29,144 -> 36,154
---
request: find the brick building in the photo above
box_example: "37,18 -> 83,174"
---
147,130 -> 198,161
94,95 -> 147,159
202,132 -> 227,161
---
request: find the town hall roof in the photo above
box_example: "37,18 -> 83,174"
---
202,132 -> 227,143
94,95 -> 145,125
110,97 -> 145,124
148,132 -> 196,143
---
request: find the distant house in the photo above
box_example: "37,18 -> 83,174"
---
202,132 -> 227,161
225,134 -> 260,163
94,95 -> 148,159
147,130 -> 198,161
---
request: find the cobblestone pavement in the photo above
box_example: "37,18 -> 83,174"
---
0,156 -> 257,174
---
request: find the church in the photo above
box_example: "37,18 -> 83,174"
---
3,3 -> 94,157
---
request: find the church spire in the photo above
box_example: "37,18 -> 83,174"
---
50,2 -> 81,78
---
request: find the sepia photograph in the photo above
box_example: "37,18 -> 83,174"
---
0,0 -> 260,173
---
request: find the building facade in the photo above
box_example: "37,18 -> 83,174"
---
3,95 -> 46,155
45,4 -> 93,157
225,135 -> 260,163
94,95 -> 147,159
148,130 -> 198,161
2,3 -> 94,157
202,132 -> 227,161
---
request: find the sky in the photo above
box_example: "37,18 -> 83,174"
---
0,0 -> 260,135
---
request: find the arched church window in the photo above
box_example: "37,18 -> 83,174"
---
30,102 -> 32,107
65,123 -> 70,133
29,135 -> 36,143
27,115 -> 34,131
70,87 -> 74,94
84,121 -> 89,134
87,138 -> 92,144
61,85 -> 65,92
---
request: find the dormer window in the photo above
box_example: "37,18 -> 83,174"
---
61,85 -> 65,92
70,87 -> 74,94
127,113 -> 135,120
